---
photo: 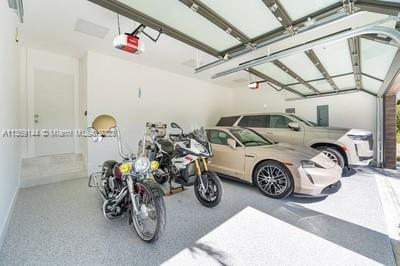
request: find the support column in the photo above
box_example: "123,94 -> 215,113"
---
383,94 -> 397,169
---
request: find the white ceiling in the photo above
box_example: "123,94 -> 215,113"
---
19,0 -> 246,88
18,0 -> 396,90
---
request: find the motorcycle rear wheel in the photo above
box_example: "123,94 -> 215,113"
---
129,181 -> 166,242
194,171 -> 223,208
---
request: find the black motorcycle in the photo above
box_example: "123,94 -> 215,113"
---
88,115 -> 166,242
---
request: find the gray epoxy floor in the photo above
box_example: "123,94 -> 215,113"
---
0,169 -> 396,266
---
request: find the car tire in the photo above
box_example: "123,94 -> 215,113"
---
316,146 -> 345,168
253,161 -> 294,199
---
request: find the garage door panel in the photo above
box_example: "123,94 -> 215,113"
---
313,40 -> 353,76
279,53 -> 323,81
333,74 -> 356,90
278,0 -> 340,21
362,75 -> 382,93
253,63 -> 298,84
118,0 -> 241,51
308,80 -> 334,93
200,0 -> 282,39
289,84 -> 314,95
361,38 -> 398,80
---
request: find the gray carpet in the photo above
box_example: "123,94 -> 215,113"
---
0,169 -> 396,265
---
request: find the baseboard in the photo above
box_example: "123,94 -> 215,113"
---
0,186 -> 19,252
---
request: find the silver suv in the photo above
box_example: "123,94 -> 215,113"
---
216,112 -> 374,168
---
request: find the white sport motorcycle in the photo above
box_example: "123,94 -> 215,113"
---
143,122 -> 223,208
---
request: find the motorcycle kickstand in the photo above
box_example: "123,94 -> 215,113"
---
166,179 -> 184,196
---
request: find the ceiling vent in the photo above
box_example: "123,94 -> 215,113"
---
8,0 -> 24,23
74,19 -> 109,39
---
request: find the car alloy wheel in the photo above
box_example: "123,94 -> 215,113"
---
322,150 -> 338,164
316,146 -> 345,168
256,164 -> 289,197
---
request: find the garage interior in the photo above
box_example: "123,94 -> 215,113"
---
1,0 -> 400,265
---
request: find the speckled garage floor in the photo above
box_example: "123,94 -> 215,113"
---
0,169 -> 396,266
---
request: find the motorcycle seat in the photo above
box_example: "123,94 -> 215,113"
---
158,139 -> 174,155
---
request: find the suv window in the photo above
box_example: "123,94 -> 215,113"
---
269,115 -> 291,128
207,130 -> 230,145
238,115 -> 269,128
216,116 -> 240,126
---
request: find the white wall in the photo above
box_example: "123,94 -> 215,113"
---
231,83 -> 377,137
283,92 -> 377,136
0,4 -> 21,250
86,51 -> 233,172
19,47 -> 80,158
230,84 -> 286,114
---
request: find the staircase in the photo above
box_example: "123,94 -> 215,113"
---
20,153 -> 87,188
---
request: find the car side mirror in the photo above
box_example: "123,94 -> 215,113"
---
227,138 -> 237,149
288,122 -> 300,131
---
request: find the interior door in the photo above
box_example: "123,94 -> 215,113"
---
34,69 -> 75,156
207,130 -> 245,178
317,105 -> 329,127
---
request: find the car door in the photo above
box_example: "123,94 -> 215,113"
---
207,130 -> 246,179
268,114 -> 303,145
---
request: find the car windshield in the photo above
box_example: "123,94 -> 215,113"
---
229,128 -> 273,147
288,114 -> 316,127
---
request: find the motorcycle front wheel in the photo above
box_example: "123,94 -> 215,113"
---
194,171 -> 223,208
129,180 -> 166,242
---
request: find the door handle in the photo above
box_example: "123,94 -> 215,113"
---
266,132 -> 273,134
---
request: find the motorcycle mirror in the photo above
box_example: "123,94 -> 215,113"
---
92,114 -> 117,137
170,122 -> 181,129
86,127 -> 104,143
170,122 -> 184,134
92,134 -> 103,143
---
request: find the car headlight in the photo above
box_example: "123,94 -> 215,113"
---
134,157 -> 150,173
301,160 -> 322,168
347,134 -> 369,141
194,142 -> 206,153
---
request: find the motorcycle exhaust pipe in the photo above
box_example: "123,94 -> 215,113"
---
114,187 -> 128,205
108,187 -> 128,212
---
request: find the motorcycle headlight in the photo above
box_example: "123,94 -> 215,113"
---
119,162 -> 133,174
134,157 -> 150,173
194,142 -> 206,153
150,160 -> 159,171
301,160 -> 322,168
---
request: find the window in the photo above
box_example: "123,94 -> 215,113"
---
285,108 -> 295,114
269,115 -> 291,128
207,130 -> 230,145
216,116 -> 240,126
238,115 -> 269,128
230,128 -> 272,147
288,114 -> 316,127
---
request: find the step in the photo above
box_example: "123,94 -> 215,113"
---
20,153 -> 87,188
